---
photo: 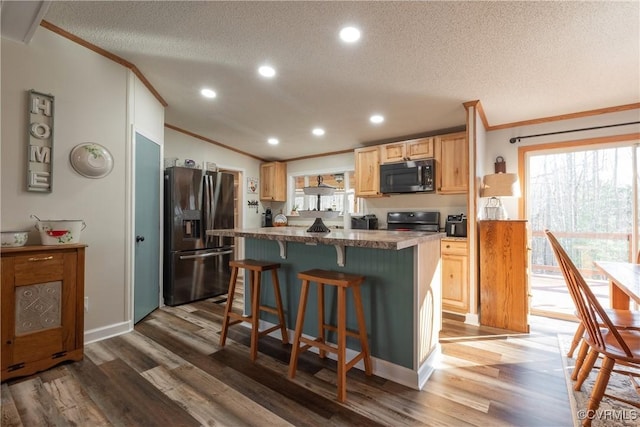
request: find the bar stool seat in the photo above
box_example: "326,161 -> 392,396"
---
288,269 -> 372,402
219,259 -> 288,361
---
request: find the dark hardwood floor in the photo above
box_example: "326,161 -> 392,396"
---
1,291 -> 577,426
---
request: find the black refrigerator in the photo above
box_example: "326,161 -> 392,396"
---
163,166 -> 235,306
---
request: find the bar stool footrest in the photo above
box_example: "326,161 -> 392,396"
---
228,314 -> 245,326
258,324 -> 285,337
296,336 -> 367,372
259,305 -> 280,315
321,323 -> 363,339
345,352 -> 366,371
299,336 -> 334,354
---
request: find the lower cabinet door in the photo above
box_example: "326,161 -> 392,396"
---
441,240 -> 469,314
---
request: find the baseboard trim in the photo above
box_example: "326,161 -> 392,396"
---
465,313 -> 480,325
84,321 -> 131,345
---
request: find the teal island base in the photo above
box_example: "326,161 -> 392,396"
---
243,235 -> 442,390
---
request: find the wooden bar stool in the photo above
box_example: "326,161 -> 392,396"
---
219,259 -> 289,361
288,269 -> 372,402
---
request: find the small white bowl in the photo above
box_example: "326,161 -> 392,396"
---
1,231 -> 29,247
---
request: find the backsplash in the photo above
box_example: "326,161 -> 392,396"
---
361,193 -> 467,230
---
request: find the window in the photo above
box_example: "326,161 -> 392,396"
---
289,171 -> 359,216
522,139 -> 639,319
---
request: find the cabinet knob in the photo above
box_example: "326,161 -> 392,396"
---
446,244 -> 451,249
136,235 -> 145,243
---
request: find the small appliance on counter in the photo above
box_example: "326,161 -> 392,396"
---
387,211 -> 440,231
351,214 -> 378,230
262,208 -> 273,227
446,214 -> 467,237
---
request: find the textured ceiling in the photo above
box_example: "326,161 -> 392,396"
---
39,1 -> 640,161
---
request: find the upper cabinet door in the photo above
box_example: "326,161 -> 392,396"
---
354,146 -> 381,197
260,161 -> 287,202
405,137 -> 434,160
436,132 -> 468,194
380,138 -> 434,164
380,142 -> 406,164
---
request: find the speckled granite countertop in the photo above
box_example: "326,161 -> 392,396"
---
207,227 -> 445,250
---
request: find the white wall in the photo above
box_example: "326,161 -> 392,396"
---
484,109 -> 640,218
286,152 -> 355,175
132,76 -> 165,143
1,29 -> 133,331
163,127 -> 263,228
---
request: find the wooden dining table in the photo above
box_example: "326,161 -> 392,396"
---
594,261 -> 640,310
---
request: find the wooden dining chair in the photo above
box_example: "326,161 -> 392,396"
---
565,245 -> 640,359
549,232 -> 640,379
546,230 -> 640,426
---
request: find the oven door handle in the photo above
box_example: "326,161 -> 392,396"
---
179,250 -> 233,260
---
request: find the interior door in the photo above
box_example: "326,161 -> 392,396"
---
134,133 -> 161,323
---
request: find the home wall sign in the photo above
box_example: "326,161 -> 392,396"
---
27,90 -> 54,192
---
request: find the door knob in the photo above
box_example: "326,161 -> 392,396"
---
136,235 -> 145,242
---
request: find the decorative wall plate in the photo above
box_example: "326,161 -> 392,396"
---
70,143 -> 114,178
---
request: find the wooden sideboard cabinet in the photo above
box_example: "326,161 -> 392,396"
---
260,161 -> 287,202
1,244 -> 86,381
441,238 -> 469,314
479,220 -> 529,332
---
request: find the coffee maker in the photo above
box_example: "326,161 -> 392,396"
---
262,208 -> 273,227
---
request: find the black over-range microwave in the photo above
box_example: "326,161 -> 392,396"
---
380,159 -> 435,194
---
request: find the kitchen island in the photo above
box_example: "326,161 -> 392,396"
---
207,226 -> 444,390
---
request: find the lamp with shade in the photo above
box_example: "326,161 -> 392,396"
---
481,173 -> 521,220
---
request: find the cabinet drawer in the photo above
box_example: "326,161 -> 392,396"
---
13,252 -> 66,285
441,240 -> 467,255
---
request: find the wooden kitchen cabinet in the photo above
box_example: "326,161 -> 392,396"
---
1,244 -> 86,381
260,161 -> 286,202
479,220 -> 529,333
435,132 -> 468,194
441,238 -> 469,314
354,146 -> 382,197
380,137 -> 434,164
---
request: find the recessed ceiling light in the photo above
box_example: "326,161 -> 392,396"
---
312,128 -> 325,136
258,65 -> 276,78
200,88 -> 217,98
370,114 -> 384,124
339,26 -> 361,43
267,137 -> 279,145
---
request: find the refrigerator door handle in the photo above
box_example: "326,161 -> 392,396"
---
203,174 -> 211,245
179,250 -> 233,260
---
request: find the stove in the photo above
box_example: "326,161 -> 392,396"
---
386,211 -> 440,232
